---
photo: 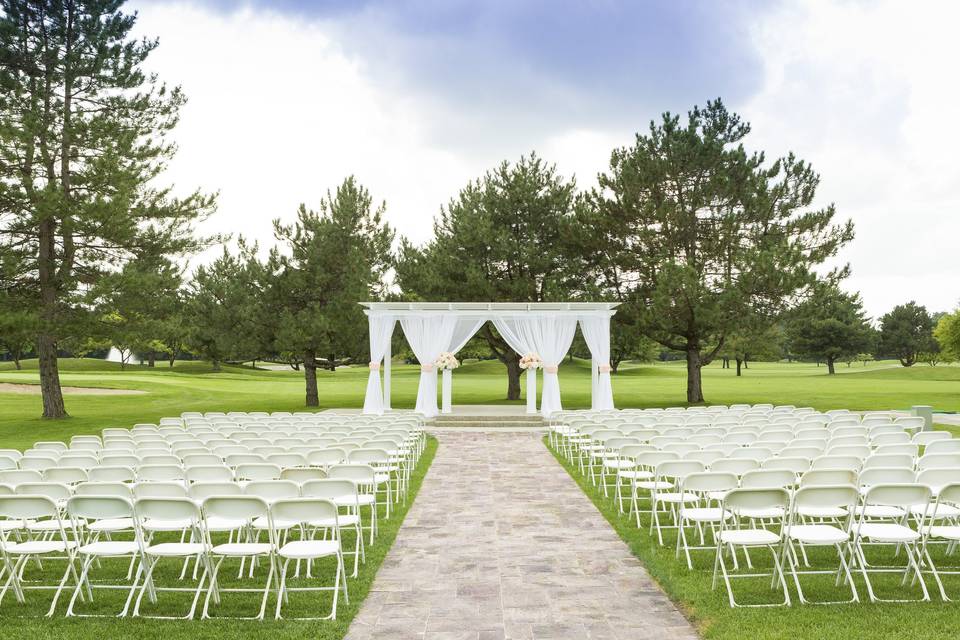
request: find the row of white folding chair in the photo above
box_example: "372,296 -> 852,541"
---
0,490 -> 356,619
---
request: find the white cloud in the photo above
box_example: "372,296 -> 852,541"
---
132,0 -> 960,318
743,0 -> 960,316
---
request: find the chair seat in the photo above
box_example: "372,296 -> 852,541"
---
857,523 -> 920,542
0,519 -> 33,531
925,525 -> 960,540
679,507 -> 730,522
719,529 -> 781,546
787,524 -> 849,544
635,481 -> 672,491
277,540 -> 339,560
852,505 -> 905,519
910,503 -> 960,519
211,542 -> 273,556
736,507 -> 785,520
205,516 -> 248,532
88,517 -> 135,532
142,518 -> 195,532
145,542 -> 205,557
603,460 -> 635,470
7,540 -> 77,554
308,514 -> 360,528
707,490 -> 730,502
252,516 -> 298,530
796,506 -> 847,519
617,469 -> 652,480
79,541 -> 140,556
655,491 -> 699,504
27,518 -> 77,532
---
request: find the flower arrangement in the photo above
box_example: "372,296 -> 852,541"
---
519,352 -> 543,370
433,352 -> 460,371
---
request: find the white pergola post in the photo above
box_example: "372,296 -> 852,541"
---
383,335 -> 392,410
525,368 -> 537,414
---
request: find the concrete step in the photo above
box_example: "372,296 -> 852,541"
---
429,420 -> 545,429
433,414 -> 542,423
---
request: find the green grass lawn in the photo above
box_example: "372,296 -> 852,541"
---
1,357 -> 959,450
0,437 -> 436,639
546,438 -> 960,640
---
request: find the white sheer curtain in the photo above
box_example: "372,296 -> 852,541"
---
579,315 -> 615,411
399,315 -> 458,417
491,317 -> 539,414
362,315 -> 396,414
512,315 -> 578,417
441,317 -> 487,413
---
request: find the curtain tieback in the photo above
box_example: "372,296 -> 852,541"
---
544,364 -> 559,374
598,364 -> 612,373
368,362 -> 381,371
421,363 -> 434,373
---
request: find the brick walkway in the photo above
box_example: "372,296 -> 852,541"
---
345,431 -> 698,640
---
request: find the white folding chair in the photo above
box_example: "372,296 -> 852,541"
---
713,488 -> 791,608
0,495 -> 81,616
785,484 -> 860,604
922,482 -> 960,601
301,478 -> 366,577
272,498 -> 349,620
63,495 -> 144,617
201,495 -> 279,620
675,472 -> 738,569
852,483 -> 932,602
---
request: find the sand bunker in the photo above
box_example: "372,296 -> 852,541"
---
0,382 -> 146,396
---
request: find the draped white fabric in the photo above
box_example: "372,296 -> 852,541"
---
491,317 -> 538,413
399,316 -> 458,417
579,316 -> 615,410
362,315 -> 395,415
512,316 -> 578,417
439,317 -> 487,414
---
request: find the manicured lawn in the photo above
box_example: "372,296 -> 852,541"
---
0,436 -> 437,638
1,358 -> 959,451
546,438 -> 960,640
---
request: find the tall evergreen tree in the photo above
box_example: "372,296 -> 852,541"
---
0,0 -> 214,416
878,301 -> 936,367
584,99 -> 853,402
395,154 -> 584,399
267,177 -> 394,407
786,283 -> 875,374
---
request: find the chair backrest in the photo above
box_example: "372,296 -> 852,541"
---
270,497 -> 337,525
791,485 -> 859,518
918,453 -> 960,470
74,481 -> 133,498
800,468 -> 858,487
279,467 -> 327,483
740,469 -> 796,489
655,460 -> 704,481
202,496 -> 270,535
234,463 -> 281,481
761,457 -> 811,474
133,481 -> 189,499
710,458 -> 759,476
15,481 -> 72,502
917,468 -> 960,493
812,455 -> 861,471
135,496 -> 202,526
328,464 -> 376,485
88,465 -> 136,483
185,465 -> 234,484
914,432 -> 951,446
244,480 -> 300,501
0,495 -> 61,521
681,471 -> 738,494
43,466 -> 89,485
0,470 -> 43,486
67,495 -> 137,532
300,478 -> 358,503
925,439 -> 960,455
861,483 -> 931,509
858,467 -> 915,487
863,454 -> 914,470
189,481 -> 242,501
307,448 -> 347,466
137,464 -> 184,482
723,487 -> 790,513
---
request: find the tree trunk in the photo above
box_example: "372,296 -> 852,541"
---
722,357 -> 729,369
827,357 -> 836,375
212,358 -> 221,372
304,350 -> 319,407
168,356 -> 176,367
505,357 -> 522,401
686,347 -> 705,403
743,358 -> 748,369
37,333 -> 67,418
148,352 -> 155,367
13,352 -> 22,370
735,358 -> 742,377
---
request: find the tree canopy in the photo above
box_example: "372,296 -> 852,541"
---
582,99 -> 854,401
878,301 -> 937,367
786,283 -> 875,374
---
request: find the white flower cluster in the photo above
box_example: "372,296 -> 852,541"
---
519,352 -> 543,370
433,351 -> 460,371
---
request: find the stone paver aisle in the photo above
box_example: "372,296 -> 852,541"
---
346,432 -> 698,640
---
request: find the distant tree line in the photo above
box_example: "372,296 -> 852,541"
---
2,1 -> 959,417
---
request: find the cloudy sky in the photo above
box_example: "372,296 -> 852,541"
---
130,0 -> 960,318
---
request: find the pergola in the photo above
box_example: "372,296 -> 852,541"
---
360,302 -> 620,418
